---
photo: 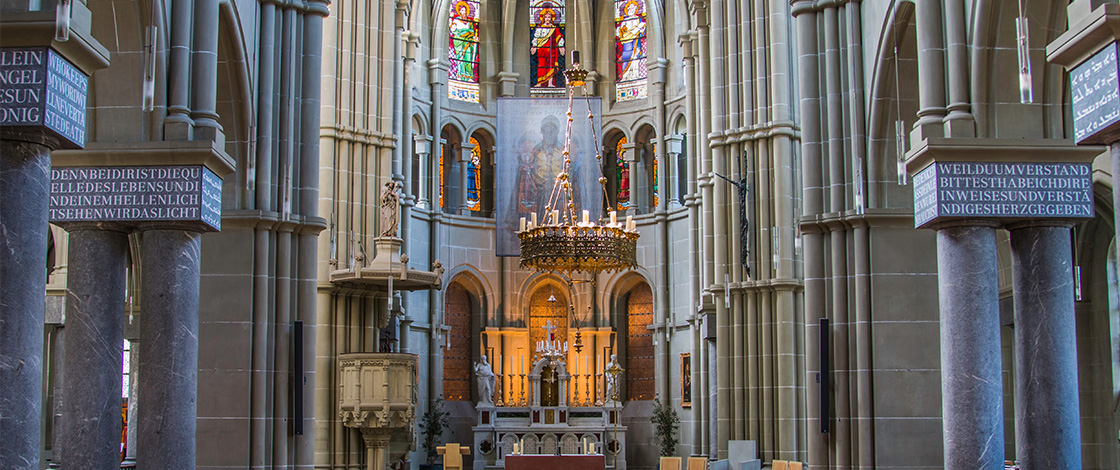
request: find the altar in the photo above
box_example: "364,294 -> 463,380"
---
505,454 -> 606,470
470,332 -> 628,470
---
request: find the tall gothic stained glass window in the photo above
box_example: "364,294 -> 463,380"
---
466,137 -> 482,211
616,137 -> 630,210
614,0 -> 647,101
449,0 -> 480,102
529,0 -> 565,96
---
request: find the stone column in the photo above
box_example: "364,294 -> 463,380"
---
621,142 -> 639,213
123,335 -> 140,465
936,223 -> 1004,470
361,430 -> 391,470
415,136 -> 432,208
59,229 -> 128,469
138,230 -> 202,470
1009,223 -> 1081,469
459,140 -> 475,215
0,132 -> 56,470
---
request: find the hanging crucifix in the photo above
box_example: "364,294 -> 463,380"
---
714,172 -> 750,277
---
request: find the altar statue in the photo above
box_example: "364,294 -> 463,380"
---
605,354 -> 623,402
475,355 -> 496,404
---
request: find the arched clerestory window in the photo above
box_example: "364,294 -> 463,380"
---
529,0 -> 566,97
614,0 -> 647,101
466,136 -> 482,211
616,137 -> 630,210
449,0 -> 480,102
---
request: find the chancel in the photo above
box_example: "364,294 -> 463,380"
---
6,1 -> 1120,470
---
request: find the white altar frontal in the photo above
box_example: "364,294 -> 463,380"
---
470,323 -> 627,470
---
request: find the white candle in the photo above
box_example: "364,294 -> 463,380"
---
520,217 -> 526,232
626,215 -> 634,230
582,209 -> 589,225
531,212 -> 537,227
521,354 -> 525,374
586,356 -> 590,374
552,209 -> 560,225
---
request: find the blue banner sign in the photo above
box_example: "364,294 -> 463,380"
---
913,162 -> 1094,228
0,47 -> 89,148
50,165 -> 223,231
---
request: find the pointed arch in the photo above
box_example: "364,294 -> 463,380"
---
866,1 -> 917,210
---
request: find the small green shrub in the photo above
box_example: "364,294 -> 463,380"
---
650,398 -> 680,457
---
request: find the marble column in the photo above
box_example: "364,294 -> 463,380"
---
0,132 -> 57,470
60,229 -> 128,469
936,224 -> 1004,470
138,230 -> 202,470
1009,223 -> 1081,469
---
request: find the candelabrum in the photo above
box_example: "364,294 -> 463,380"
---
518,373 -> 527,406
584,373 -> 592,406
496,374 -> 505,407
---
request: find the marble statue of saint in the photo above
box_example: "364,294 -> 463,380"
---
475,355 -> 496,404
380,181 -> 400,237
605,354 -> 623,402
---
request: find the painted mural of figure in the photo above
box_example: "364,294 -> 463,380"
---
615,0 -> 645,82
449,1 -> 478,83
530,5 -> 565,88
516,141 -> 539,214
529,115 -> 566,212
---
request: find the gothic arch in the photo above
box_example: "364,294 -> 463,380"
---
605,272 -> 655,402
444,264 -> 494,318
216,3 -> 254,210
866,1 -> 917,210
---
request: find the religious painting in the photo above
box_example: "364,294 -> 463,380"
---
530,0 -> 565,94
495,97 -> 603,256
466,136 -> 482,211
681,352 -> 691,407
449,0 -> 480,102
614,0 -> 647,101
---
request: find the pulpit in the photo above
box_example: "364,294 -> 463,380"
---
437,443 -> 472,470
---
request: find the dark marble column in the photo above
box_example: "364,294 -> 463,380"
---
0,132 -> 57,470
138,230 -> 201,470
936,224 -> 1004,470
1009,223 -> 1081,469
59,229 -> 128,469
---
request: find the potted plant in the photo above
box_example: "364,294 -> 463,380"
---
419,397 -> 452,470
650,398 -> 680,457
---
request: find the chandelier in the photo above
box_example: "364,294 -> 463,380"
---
517,51 -> 639,274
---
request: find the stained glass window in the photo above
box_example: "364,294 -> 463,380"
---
439,144 -> 445,208
652,155 -> 658,207
449,0 -> 480,102
616,137 -> 630,210
614,0 -> 647,101
467,137 -> 481,211
530,0 -> 565,96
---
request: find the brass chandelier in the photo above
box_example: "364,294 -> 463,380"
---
517,51 -> 639,274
